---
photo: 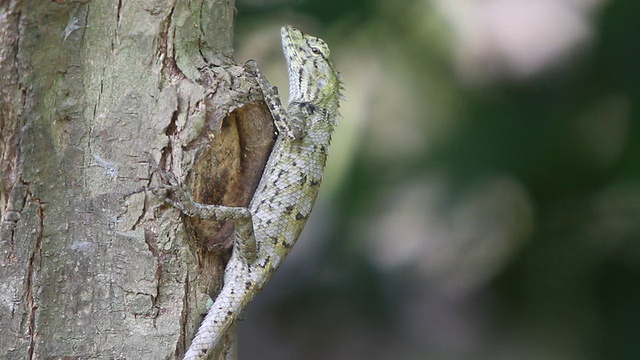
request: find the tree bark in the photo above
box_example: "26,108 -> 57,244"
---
0,0 -> 273,358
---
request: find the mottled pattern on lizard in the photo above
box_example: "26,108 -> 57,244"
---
163,25 -> 342,359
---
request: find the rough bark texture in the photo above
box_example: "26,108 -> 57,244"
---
0,0 -> 274,358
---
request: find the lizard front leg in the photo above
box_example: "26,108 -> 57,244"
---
245,60 -> 302,139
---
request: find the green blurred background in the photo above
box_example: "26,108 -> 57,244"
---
233,0 -> 640,359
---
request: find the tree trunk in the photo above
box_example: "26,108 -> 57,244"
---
0,0 -> 273,358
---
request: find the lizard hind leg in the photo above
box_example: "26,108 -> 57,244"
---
147,154 -> 253,224
166,187 -> 259,359
181,206 -> 258,359
163,183 -> 258,263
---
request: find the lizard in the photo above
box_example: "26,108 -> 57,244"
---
158,25 -> 342,359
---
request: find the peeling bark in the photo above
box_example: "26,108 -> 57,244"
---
0,0 -> 273,358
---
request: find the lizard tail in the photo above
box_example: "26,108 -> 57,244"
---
183,275 -> 248,359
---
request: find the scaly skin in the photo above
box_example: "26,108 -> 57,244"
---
165,25 -> 342,359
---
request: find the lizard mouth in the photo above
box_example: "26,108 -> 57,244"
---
280,25 -> 305,102
281,25 -> 302,41
280,25 -> 304,64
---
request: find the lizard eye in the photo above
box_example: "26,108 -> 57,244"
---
311,47 -> 321,55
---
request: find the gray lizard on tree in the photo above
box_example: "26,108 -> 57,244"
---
158,25 -> 342,359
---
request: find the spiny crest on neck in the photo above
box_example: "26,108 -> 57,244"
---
280,25 -> 342,113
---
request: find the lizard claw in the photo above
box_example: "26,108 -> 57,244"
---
164,183 -> 197,216
148,181 -> 195,217
245,60 -> 276,92
143,154 -> 195,215
244,59 -> 259,75
145,154 -> 179,187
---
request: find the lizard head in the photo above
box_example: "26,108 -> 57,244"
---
281,25 -> 342,111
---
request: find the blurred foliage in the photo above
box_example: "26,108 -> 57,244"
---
237,0 -> 375,24
235,0 -> 640,359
